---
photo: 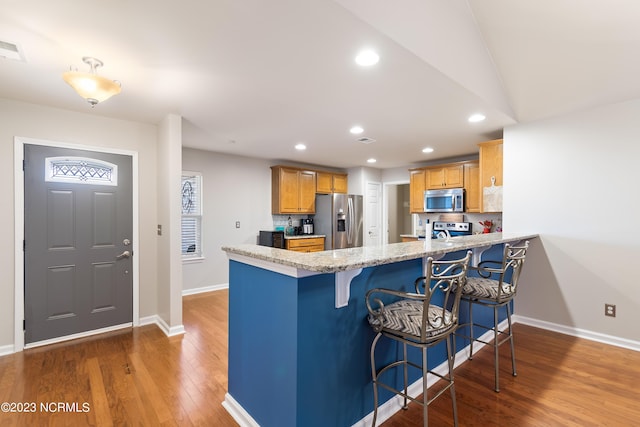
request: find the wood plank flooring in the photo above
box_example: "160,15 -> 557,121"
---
0,289 -> 639,426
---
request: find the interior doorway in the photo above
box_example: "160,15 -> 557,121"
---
383,182 -> 412,244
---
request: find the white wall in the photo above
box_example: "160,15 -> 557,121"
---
181,148 -> 274,291
505,98 -> 640,343
156,115 -> 183,333
347,166 -> 382,195
0,99 -> 160,350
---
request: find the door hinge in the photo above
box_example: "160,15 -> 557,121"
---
22,159 -> 25,171
23,240 -> 26,251
23,319 -> 25,331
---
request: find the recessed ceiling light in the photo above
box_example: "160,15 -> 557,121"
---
350,126 -> 364,134
355,49 -> 379,66
422,147 -> 434,153
367,158 -> 377,164
468,113 -> 486,123
295,143 -> 306,150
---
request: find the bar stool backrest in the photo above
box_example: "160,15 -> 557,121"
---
476,241 -> 529,301
413,253 -> 471,340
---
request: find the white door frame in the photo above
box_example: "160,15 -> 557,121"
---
382,180 -> 410,245
14,136 -> 140,352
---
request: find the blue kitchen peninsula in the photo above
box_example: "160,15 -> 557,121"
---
221,232 -> 537,427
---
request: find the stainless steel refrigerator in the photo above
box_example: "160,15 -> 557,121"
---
314,193 -> 363,250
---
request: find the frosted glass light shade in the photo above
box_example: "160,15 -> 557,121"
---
62,57 -> 121,106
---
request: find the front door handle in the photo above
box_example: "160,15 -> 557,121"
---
116,250 -> 131,260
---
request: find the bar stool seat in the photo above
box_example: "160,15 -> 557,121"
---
457,241 -> 529,392
365,251 -> 471,427
462,276 -> 516,301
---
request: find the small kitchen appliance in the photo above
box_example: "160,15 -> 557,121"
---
424,188 -> 464,213
303,218 -> 314,235
258,230 -> 285,248
431,221 -> 472,239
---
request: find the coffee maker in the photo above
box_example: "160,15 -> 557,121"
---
303,218 -> 314,235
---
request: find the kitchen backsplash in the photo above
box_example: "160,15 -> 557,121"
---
416,212 -> 503,236
272,214 -> 312,229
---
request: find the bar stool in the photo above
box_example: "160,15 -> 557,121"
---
365,251 -> 471,427
458,241 -> 529,392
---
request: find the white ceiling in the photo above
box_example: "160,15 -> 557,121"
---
1,0 -> 639,169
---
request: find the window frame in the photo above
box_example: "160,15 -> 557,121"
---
181,171 -> 204,262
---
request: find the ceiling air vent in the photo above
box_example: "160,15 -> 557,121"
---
357,137 -> 376,144
0,40 -> 25,61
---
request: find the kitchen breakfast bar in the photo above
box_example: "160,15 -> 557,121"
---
221,232 -> 538,427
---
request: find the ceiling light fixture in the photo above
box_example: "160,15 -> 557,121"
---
367,158 -> 377,164
295,143 -> 307,150
355,49 -> 379,66
63,57 -> 121,107
468,113 -> 486,123
350,126 -> 364,134
422,147 -> 434,153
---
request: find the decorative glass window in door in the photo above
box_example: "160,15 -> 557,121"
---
181,172 -> 203,258
45,156 -> 118,186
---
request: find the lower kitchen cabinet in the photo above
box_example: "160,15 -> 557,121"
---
286,237 -> 325,252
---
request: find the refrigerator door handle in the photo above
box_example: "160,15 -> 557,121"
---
347,197 -> 354,245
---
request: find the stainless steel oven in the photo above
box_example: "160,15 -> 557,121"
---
431,221 -> 472,239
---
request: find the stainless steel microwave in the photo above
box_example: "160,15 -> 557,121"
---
424,188 -> 464,213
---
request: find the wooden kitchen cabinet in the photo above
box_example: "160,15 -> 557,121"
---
286,237 -> 325,252
425,164 -> 464,189
316,172 -> 348,194
409,168 -> 427,213
478,139 -> 503,212
271,166 -> 316,214
464,161 -> 481,213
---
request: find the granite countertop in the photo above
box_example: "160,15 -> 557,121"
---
284,234 -> 326,240
223,232 -> 538,274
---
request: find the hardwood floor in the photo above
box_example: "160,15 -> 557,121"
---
0,290 -> 237,427
1,290 -> 639,426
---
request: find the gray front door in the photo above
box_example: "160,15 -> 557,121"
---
24,144 -> 133,344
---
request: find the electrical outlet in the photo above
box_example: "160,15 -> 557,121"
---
235,221 -> 240,229
605,303 -> 616,317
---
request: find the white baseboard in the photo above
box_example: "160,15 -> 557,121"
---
0,344 -> 15,357
222,393 -> 260,427
514,315 -> 640,352
182,283 -> 229,296
139,315 -> 186,337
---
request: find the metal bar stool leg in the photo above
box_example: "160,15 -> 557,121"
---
468,298 -> 475,360
370,333 -> 381,427
507,303 -> 517,377
493,305 -> 500,392
446,336 -> 459,427
403,342 -> 409,410
422,347 -> 428,427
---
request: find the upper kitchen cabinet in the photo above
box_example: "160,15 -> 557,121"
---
410,161 -> 475,213
271,166 -> 317,214
463,161 -> 481,213
409,168 -> 427,213
316,171 -> 348,194
478,139 -> 503,212
425,163 -> 464,189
